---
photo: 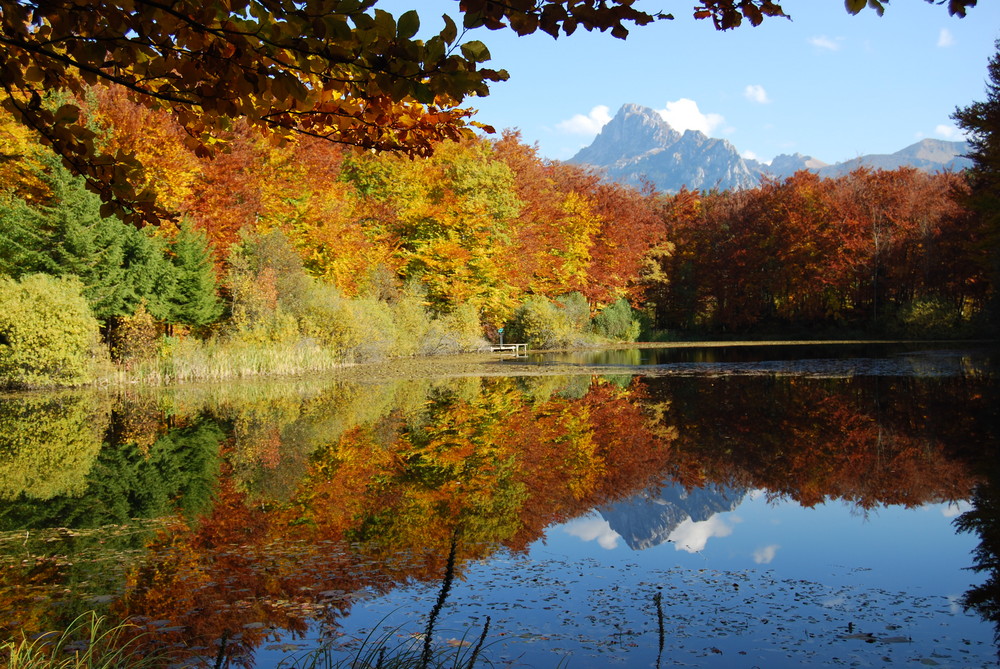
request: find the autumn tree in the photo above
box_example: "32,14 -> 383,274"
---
649,168 -> 982,335
341,137 -> 523,323
491,132 -> 664,312
0,1 -> 977,224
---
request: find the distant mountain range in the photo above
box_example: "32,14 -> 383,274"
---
568,103 -> 972,193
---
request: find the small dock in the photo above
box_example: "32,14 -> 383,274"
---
490,343 -> 528,357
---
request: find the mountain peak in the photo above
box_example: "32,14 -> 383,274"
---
767,153 -> 830,179
568,103 -> 757,193
571,104 -> 681,166
894,138 -> 970,163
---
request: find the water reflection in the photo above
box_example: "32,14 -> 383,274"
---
520,342 -> 996,377
598,483 -> 747,551
955,448 -> 1000,659
0,347 -> 996,666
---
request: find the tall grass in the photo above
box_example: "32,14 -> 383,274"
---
1,612 -> 168,669
107,335 -> 348,385
102,296 -> 489,387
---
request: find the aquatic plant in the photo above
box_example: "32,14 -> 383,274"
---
0,611 -> 167,668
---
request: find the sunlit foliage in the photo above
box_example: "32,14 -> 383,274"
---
0,274 -> 107,388
647,169 -> 987,334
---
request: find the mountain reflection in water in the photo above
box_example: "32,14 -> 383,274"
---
599,483 -> 748,551
0,344 -> 996,667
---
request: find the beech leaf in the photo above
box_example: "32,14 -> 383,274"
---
397,10 -> 420,40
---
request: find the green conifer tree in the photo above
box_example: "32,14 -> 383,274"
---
122,228 -> 177,322
169,221 -> 223,327
0,154 -> 177,323
953,39 -> 1000,331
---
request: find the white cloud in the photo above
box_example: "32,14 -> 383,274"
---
938,28 -> 955,48
741,150 -> 760,161
753,544 -> 780,564
941,501 -> 971,518
934,124 -> 964,140
556,105 -> 613,135
667,515 -> 735,553
563,515 -> 621,549
656,99 -> 725,136
809,35 -> 842,51
744,84 -> 770,104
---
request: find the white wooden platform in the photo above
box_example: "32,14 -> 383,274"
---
490,343 -> 528,356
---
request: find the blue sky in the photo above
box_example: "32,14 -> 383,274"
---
380,1 -> 1000,165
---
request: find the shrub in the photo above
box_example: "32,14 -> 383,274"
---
297,282 -> 364,357
347,296 -> 401,361
558,292 -> 591,332
438,302 -> 488,352
592,298 -> 641,342
506,295 -> 579,349
391,286 -> 435,356
888,296 -> 966,338
0,274 -> 108,388
106,303 -> 162,367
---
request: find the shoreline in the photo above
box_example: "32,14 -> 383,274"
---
300,338 -> 997,383
3,339 -> 993,397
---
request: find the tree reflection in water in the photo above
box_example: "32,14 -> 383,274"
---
0,361 -> 995,666
954,436 -> 1000,662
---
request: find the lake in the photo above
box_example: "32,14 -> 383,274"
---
1,343 -> 997,668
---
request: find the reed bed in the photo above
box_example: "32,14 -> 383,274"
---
1,612 -> 168,669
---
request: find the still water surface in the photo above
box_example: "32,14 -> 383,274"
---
1,343 -> 997,667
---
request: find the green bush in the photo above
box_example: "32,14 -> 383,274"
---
888,295 -> 966,338
592,298 -> 641,342
347,296 -> 401,361
0,274 -> 108,388
391,287 -> 435,356
507,295 -> 583,349
433,302 -> 488,353
558,292 -> 591,332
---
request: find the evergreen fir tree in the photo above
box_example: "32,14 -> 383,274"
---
122,227 -> 177,322
32,155 -> 131,320
0,154 -> 177,323
0,199 -> 49,276
169,221 -> 223,327
953,39 -> 1000,331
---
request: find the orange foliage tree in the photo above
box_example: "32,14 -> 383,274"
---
648,168 -> 985,333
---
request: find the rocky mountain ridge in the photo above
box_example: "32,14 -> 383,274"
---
568,103 -> 971,193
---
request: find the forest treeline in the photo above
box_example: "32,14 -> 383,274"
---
0,85 -> 994,388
